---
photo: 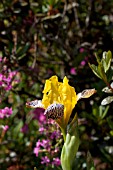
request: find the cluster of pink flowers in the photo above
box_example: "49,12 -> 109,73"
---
0,71 -> 18,91
0,107 -> 12,119
0,57 -> 19,130
32,108 -> 61,167
0,57 -> 19,91
34,138 -> 61,166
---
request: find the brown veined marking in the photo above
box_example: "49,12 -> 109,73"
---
26,100 -> 44,108
77,88 -> 96,101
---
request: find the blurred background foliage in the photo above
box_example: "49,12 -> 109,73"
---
0,0 -> 113,169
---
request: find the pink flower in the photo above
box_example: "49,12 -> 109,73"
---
0,57 -> 2,62
80,60 -> 86,66
33,147 -> 40,157
5,85 -> 12,91
41,156 -> 50,165
33,140 -> 42,157
0,107 -> 12,119
41,139 -> 51,149
52,157 -> 61,166
50,131 -> 61,139
70,67 -> 77,75
33,108 -> 46,124
0,74 -> 3,81
2,125 -> 9,132
20,124 -> 29,134
39,127 -> 45,133
79,48 -> 84,53
9,71 -> 17,78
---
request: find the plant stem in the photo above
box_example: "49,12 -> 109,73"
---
61,127 -> 66,142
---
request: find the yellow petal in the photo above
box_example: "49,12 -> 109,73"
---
60,77 -> 77,126
42,76 -> 77,128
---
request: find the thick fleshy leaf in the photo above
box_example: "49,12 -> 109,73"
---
88,63 -> 102,79
97,64 -> 107,82
61,114 -> 80,170
101,96 -> 113,105
101,51 -> 112,73
107,117 -> 113,130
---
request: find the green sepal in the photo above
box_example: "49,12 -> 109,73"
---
87,151 -> 96,170
61,114 -> 80,170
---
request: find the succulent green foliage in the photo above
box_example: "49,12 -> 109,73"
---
101,51 -> 112,73
107,116 -> 113,130
93,105 -> 109,119
61,114 -> 80,170
89,51 -> 112,82
88,63 -> 102,79
87,151 -> 96,170
101,96 -> 113,105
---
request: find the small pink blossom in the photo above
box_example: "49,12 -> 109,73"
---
79,48 -> 84,53
20,124 -> 29,134
2,125 -> 9,132
0,107 -> 12,119
41,156 -> 50,165
70,67 -> 77,75
52,157 -> 61,166
40,139 -> 51,149
39,127 -> 45,133
33,108 -> 46,124
0,57 -> 2,62
80,60 -> 86,66
33,147 -> 40,157
9,71 -> 17,78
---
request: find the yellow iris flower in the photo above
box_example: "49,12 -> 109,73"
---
42,75 -> 77,129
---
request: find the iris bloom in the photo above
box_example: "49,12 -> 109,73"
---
26,75 -> 96,138
41,76 -> 77,130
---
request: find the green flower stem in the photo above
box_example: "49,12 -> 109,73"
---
61,127 -> 66,142
61,114 -> 80,170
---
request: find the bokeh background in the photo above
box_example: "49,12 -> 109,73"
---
0,0 -> 113,169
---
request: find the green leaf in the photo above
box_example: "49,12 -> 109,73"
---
93,105 -> 109,119
97,105 -> 109,119
61,114 -> 80,170
87,151 -> 96,170
97,64 -> 107,82
16,42 -> 30,59
101,96 -> 113,105
88,63 -> 102,79
107,117 -> 113,130
101,51 -> 112,73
